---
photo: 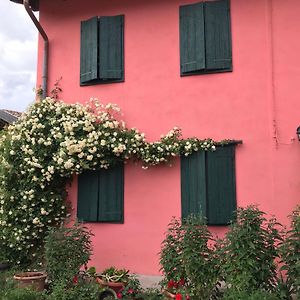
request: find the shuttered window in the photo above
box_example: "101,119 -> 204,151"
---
179,0 -> 232,76
80,15 -> 124,85
77,163 -> 124,223
181,145 -> 236,225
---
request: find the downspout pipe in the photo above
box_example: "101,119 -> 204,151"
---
23,0 -> 48,99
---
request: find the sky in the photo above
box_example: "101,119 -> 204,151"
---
0,0 -> 38,112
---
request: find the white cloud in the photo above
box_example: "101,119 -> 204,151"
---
0,1 -> 38,112
0,34 -> 37,71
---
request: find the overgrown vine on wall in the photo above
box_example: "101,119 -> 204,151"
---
0,97 -> 234,267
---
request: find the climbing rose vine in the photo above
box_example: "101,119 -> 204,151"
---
0,98 -> 233,267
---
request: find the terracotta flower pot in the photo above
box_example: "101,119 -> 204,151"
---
96,277 -> 125,293
14,271 -> 47,291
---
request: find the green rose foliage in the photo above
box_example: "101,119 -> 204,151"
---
0,97 -> 229,267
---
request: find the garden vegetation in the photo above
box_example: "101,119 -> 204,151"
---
0,98 -> 298,299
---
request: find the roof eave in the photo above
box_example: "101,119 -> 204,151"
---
0,110 -> 19,124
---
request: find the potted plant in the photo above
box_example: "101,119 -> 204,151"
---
116,275 -> 144,299
96,267 -> 129,293
13,271 -> 47,291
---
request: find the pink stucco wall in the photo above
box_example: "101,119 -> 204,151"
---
37,0 -> 299,274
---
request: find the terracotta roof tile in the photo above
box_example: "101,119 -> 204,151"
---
2,110 -> 22,118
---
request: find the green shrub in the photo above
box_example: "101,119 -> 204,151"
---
222,288 -> 279,300
0,271 -> 10,291
0,288 -> 46,300
280,205 -> 300,298
160,217 -> 185,283
181,215 -> 220,299
220,206 -> 282,293
272,275 -> 293,300
118,275 -> 143,299
47,280 -> 99,300
160,215 -> 220,299
0,270 -> 17,294
44,223 -> 93,284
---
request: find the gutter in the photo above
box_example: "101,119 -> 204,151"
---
23,0 -> 48,99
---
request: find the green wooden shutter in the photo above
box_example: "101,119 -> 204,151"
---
206,146 -> 236,225
98,163 -> 124,222
204,0 -> 232,71
181,151 -> 207,219
77,170 -> 99,222
99,15 -> 124,80
80,17 -> 98,85
180,3 -> 206,74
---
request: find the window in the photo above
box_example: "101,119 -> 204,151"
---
179,0 -> 232,76
80,15 -> 124,85
77,163 -> 124,223
181,145 -> 236,225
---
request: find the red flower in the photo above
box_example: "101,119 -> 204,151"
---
72,275 -> 78,284
167,280 -> 175,289
178,278 -> 185,286
175,294 -> 182,300
128,289 -> 134,294
117,292 -> 122,299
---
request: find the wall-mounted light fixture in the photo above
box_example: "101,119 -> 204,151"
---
297,126 -> 300,141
